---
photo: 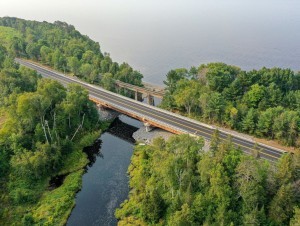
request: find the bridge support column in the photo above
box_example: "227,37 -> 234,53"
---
144,122 -> 154,132
147,95 -> 154,106
97,103 -> 106,111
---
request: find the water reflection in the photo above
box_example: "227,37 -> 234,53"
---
83,139 -> 103,167
67,115 -> 140,226
107,117 -> 139,144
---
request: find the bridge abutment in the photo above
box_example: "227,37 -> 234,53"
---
144,122 -> 154,132
96,103 -> 120,121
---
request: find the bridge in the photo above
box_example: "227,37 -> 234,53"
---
114,80 -> 165,105
16,59 -> 285,162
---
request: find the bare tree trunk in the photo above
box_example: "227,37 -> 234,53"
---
45,120 -> 52,142
41,116 -> 49,143
71,114 -> 85,141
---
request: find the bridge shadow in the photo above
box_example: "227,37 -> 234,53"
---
107,117 -> 139,144
83,117 -> 139,167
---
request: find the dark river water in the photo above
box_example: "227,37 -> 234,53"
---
1,0 -> 300,85
67,115 -> 142,226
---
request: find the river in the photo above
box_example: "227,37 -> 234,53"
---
67,115 -> 142,226
1,1 -> 299,224
1,0 -> 300,85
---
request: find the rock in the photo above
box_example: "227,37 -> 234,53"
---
132,126 -> 173,144
97,107 -> 120,121
133,127 -> 212,152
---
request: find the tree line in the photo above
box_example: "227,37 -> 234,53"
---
0,17 -> 143,88
160,63 -> 300,147
116,134 -> 300,225
0,39 -> 104,224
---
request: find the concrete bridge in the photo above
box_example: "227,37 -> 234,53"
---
16,59 -> 286,162
114,80 -> 165,105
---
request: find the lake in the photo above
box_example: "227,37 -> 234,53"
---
1,0 -> 300,85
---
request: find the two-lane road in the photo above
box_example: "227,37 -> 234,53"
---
16,59 -> 285,162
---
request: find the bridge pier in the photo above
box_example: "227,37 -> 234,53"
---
147,95 -> 154,106
144,122 -> 154,132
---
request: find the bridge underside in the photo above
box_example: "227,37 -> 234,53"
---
90,96 -> 181,135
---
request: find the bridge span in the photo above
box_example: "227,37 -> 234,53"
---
16,59 -> 285,162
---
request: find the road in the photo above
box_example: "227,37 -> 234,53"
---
16,59 -> 285,162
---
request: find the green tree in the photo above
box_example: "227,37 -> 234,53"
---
173,80 -> 201,115
290,207 -> 300,226
269,184 -> 295,225
201,92 -> 225,122
198,62 -> 240,92
236,157 -> 268,219
67,56 -> 81,75
25,42 -> 40,60
243,84 -> 265,108
100,73 -> 115,91
52,49 -> 66,71
241,108 -> 256,134
141,189 -> 165,223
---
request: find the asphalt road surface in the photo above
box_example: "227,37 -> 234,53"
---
16,59 -> 285,162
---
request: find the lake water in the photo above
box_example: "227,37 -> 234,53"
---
1,0 -> 300,85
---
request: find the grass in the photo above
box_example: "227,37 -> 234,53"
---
32,170 -> 85,226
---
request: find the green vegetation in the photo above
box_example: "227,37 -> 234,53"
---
0,17 -> 145,225
0,17 -> 143,89
0,37 -> 107,224
161,63 -> 300,147
0,26 -> 22,50
116,134 -> 300,225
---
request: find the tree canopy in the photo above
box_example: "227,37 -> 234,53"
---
0,17 -> 143,88
116,134 -> 300,225
161,63 -> 300,147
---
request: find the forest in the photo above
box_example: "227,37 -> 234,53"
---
116,134 -> 300,225
0,47 -> 107,225
0,17 -> 146,225
160,63 -> 300,148
1,16 -> 300,226
0,17 -> 143,88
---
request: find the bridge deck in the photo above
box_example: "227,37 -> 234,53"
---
16,59 -> 285,162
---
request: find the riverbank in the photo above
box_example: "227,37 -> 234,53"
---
67,115 -> 139,225
0,125 -> 110,225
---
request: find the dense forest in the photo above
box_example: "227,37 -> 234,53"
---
0,53 -> 104,225
0,17 -> 143,88
160,63 -> 300,147
0,22 -> 110,225
116,134 -> 300,225
1,16 -> 300,226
